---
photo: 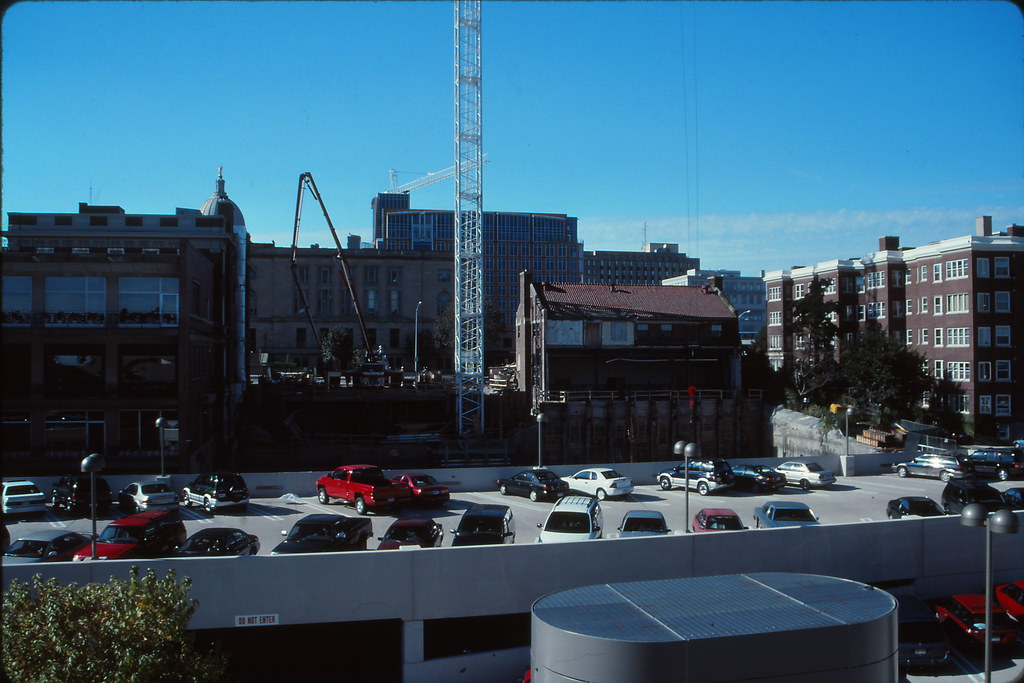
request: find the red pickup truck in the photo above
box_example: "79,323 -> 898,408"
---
316,465 -> 411,515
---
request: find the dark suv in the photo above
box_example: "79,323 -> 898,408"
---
181,473 -> 249,513
50,474 -> 113,514
451,504 -> 516,546
940,479 -> 1006,515
968,448 -> 1024,481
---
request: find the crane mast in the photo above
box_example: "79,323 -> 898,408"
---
454,0 -> 485,436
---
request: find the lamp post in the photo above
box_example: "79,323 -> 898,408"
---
675,441 -> 700,533
536,412 -> 545,468
81,452 -> 105,559
960,504 -> 1020,683
155,417 -> 166,476
414,300 -> 422,386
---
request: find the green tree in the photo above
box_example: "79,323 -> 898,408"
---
3,567 -> 228,683
433,301 -> 505,362
839,327 -> 933,427
320,325 -> 354,370
789,276 -> 839,403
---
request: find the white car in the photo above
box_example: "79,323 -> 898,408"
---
2,480 -> 48,515
117,481 -> 179,513
537,496 -> 603,543
774,461 -> 836,490
617,510 -> 671,538
563,468 -> 634,500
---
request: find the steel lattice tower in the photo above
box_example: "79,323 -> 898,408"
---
454,0 -> 485,436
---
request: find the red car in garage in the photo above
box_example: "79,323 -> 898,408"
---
995,582 -> 1024,622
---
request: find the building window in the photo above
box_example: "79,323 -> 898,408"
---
866,271 -> 885,289
993,257 -> 1010,278
933,296 -> 942,315
905,329 -> 914,345
45,276 -> 106,326
389,268 -> 401,285
995,325 -> 1011,346
948,362 -> 971,382
946,327 -> 970,347
945,293 -> 969,314
118,346 -> 176,396
855,276 -> 865,293
857,305 -> 866,321
120,409 -> 176,452
769,311 -> 782,326
365,267 -> 378,284
892,302 -> 904,319
934,328 -> 943,346
994,395 -> 1011,416
976,258 -> 990,278
867,302 -> 886,320
794,283 -> 805,299
905,299 -> 913,316
977,327 -> 992,347
610,321 -> 627,342
44,410 -> 104,455
767,286 -> 781,302
978,395 -> 992,414
919,328 -> 929,345
951,393 -> 969,413
920,265 -> 928,281
933,263 -> 942,281
945,259 -> 968,280
934,359 -> 943,379
995,360 -> 1011,382
389,328 -> 400,348
994,291 -> 1011,313
768,335 -> 782,350
366,289 -> 377,314
318,288 -> 333,315
977,292 -> 991,312
2,275 -> 32,326
389,290 -> 400,314
45,346 -> 104,397
319,267 -> 331,284
978,362 -> 991,381
920,296 -> 928,314
438,270 -> 451,283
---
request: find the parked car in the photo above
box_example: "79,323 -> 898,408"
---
753,501 -> 820,528
729,463 -> 786,492
886,496 -> 945,519
940,479 -> 1006,515
657,458 -> 735,496
995,581 -> 1024,622
616,510 -> 671,538
1001,487 -> 1024,510
497,468 -> 569,502
934,594 -> 1018,648
451,504 -> 515,547
74,509 -> 186,560
2,480 -> 48,516
894,594 -> 950,670
390,473 -> 450,506
537,496 -> 603,543
117,480 -> 178,513
892,453 -> 973,482
175,528 -> 260,557
562,468 -> 633,500
377,518 -> 444,550
774,461 -> 835,490
50,474 -> 112,515
692,507 -> 745,532
316,465 -> 411,514
968,447 -> 1024,481
271,514 -> 373,555
3,530 -> 92,564
181,473 -> 249,513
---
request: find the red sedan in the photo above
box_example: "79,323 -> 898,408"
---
995,582 -> 1024,622
691,508 -> 745,532
935,594 -> 1018,648
391,473 -> 450,506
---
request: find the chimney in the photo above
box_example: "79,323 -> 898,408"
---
879,236 -> 900,251
976,216 -> 992,237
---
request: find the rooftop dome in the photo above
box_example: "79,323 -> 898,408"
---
199,166 -> 246,228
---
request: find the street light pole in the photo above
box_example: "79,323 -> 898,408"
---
155,417 -> 166,476
536,412 -> 545,468
81,452 -> 105,559
961,504 -> 1020,683
414,300 -> 422,386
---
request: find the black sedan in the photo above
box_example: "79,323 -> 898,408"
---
271,514 -> 373,555
730,464 -> 786,492
377,518 -> 444,550
175,527 -> 260,557
886,496 -> 945,519
496,468 -> 569,502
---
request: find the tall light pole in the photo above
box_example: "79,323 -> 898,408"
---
81,452 -> 105,559
536,411 -> 545,468
414,300 -> 422,386
155,417 -> 166,476
675,441 -> 699,533
960,504 -> 1019,683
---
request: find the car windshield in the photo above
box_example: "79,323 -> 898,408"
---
751,466 -> 771,474
459,517 -> 502,536
216,476 -> 246,492
805,463 -> 824,472
5,484 -> 41,496
182,536 -> 224,553
601,470 -> 623,479
97,525 -> 145,544
4,539 -> 48,557
140,483 -> 170,494
411,475 -> 437,486
287,523 -> 334,541
775,508 -> 815,521
906,500 -> 942,516
535,471 -> 559,482
622,517 -> 665,533
971,488 -> 1004,503
706,515 -> 743,530
385,526 -> 429,543
544,512 -> 589,534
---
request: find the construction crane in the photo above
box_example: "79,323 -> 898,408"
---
388,155 -> 489,194
290,171 -> 373,361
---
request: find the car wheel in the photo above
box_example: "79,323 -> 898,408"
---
596,488 -> 607,501
997,469 -> 1009,481
182,490 -> 192,507
355,496 -> 367,515
203,497 -> 215,514
896,466 -> 908,478
697,481 -> 710,496
659,477 -> 672,491
800,479 -> 811,491
939,471 -> 951,482
499,484 -> 508,496
317,487 -> 330,505
529,489 -> 539,502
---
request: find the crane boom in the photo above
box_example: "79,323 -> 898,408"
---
290,172 -> 372,356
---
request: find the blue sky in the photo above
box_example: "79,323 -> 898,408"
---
3,1 -> 1021,276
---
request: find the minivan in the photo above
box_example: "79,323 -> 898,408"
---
537,496 -> 602,543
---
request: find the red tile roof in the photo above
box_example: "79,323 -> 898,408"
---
536,282 -> 734,320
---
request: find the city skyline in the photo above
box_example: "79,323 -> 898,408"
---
3,1 -> 1021,276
